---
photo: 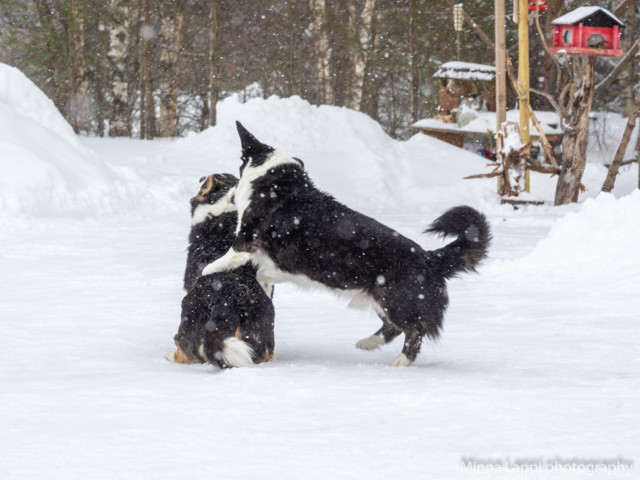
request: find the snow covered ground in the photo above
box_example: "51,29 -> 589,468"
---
1,66 -> 639,479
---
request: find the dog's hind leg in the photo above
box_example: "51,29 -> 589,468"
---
390,330 -> 423,367
356,313 -> 402,351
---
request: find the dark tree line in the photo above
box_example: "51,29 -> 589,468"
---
0,0 -> 637,139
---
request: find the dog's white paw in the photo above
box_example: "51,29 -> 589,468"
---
222,338 -> 254,368
202,261 -> 221,276
203,250 -> 251,276
390,353 -> 413,367
356,334 -> 385,351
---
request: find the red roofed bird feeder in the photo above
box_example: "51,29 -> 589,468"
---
528,0 -> 547,12
549,6 -> 625,56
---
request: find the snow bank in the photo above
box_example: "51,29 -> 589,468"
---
0,63 -> 83,147
2,60 -> 635,219
486,190 -> 640,294
173,94 -> 495,213
0,68 -> 493,218
0,63 -> 121,217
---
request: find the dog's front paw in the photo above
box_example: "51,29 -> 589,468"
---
202,261 -> 222,276
356,334 -> 385,351
203,250 -> 251,276
390,353 -> 413,367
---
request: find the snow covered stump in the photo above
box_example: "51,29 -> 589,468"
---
465,121 -> 567,206
498,121 -> 528,197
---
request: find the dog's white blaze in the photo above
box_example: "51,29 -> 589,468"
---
252,249 -> 378,311
222,337 -> 254,368
201,248 -> 251,276
355,334 -> 385,351
191,190 -> 237,226
390,353 -> 412,367
234,149 -> 300,235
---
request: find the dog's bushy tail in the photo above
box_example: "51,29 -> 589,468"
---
425,206 -> 491,279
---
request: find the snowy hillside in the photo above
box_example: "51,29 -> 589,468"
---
1,65 -> 639,479
0,64 -> 123,216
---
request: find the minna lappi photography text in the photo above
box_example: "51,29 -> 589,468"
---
460,456 -> 634,476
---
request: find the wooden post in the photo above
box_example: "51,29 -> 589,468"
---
495,0 -> 507,194
518,0 -> 531,192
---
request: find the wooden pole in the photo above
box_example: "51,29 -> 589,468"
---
518,0 -> 531,192
495,0 -> 507,194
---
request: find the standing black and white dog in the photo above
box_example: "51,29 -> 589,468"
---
202,122 -> 490,367
173,173 -> 275,368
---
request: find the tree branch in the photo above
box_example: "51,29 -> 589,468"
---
527,160 -> 561,176
593,82 -> 628,110
559,81 -> 573,118
533,7 -> 567,89
464,171 -> 503,180
602,86 -> 640,192
529,87 -> 564,118
613,0 -> 639,18
594,38 -> 640,98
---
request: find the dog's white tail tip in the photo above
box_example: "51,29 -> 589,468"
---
222,337 -> 254,368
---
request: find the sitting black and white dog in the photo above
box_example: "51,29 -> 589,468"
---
182,173 -> 239,293
173,173 -> 275,368
202,122 -> 491,367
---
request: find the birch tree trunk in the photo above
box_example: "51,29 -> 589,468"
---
139,0 -> 155,139
347,0 -> 375,111
554,55 -> 596,205
108,0 -> 131,137
158,3 -> 183,137
68,0 -> 90,133
310,0 -> 332,105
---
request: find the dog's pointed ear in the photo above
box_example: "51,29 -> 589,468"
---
236,121 -> 273,161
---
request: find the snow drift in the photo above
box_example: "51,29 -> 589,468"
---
0,63 -> 124,216
172,94 -> 494,213
485,190 -> 640,295
2,60 -> 636,219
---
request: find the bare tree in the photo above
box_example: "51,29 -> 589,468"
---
409,0 -> 419,122
601,86 -> 640,192
553,56 -> 596,205
310,0 -> 332,104
108,0 -> 131,137
347,0 -> 375,111
139,0 -> 156,139
158,1 -> 183,137
208,0 -> 218,127
67,0 -> 90,133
